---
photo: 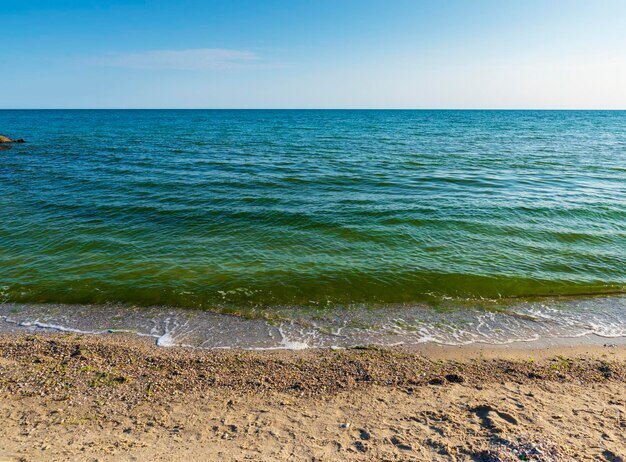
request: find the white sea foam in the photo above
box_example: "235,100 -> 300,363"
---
0,296 -> 625,350
16,320 -> 100,335
156,331 -> 176,347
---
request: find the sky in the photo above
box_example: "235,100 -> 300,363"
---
1,0 -> 626,109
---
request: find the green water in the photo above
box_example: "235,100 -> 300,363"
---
1,110 -> 625,311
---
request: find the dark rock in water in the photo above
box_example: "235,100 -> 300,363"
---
0,135 -> 25,143
0,145 -> 11,150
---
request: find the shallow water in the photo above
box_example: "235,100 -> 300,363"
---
1,296 -> 625,349
1,110 -> 625,345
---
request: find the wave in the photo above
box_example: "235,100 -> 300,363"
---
1,272 -> 624,311
1,294 -> 625,349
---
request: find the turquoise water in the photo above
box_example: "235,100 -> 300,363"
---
1,110 -> 625,316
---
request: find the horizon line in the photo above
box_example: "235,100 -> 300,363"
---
1,108 -> 626,111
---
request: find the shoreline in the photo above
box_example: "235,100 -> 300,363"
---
2,323 -> 626,355
0,332 -> 625,461
2,294 -> 625,350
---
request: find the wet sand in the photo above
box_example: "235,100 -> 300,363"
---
0,333 -> 625,461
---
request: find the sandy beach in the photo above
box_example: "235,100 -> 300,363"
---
0,333 -> 624,461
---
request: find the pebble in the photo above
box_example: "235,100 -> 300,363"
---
445,374 -> 465,384
354,441 -> 367,453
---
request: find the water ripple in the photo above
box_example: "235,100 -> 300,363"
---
0,110 -> 625,310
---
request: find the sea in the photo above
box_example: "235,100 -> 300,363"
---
0,110 -> 625,348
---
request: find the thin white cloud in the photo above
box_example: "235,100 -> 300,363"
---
95,48 -> 263,70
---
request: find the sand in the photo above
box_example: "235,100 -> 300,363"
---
0,333 -> 624,461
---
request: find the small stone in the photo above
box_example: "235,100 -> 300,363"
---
354,441 -> 367,453
445,374 -> 465,384
340,422 -> 350,429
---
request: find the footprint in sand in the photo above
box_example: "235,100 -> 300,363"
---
471,404 -> 519,432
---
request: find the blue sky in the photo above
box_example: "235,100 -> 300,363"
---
2,0 -> 626,108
